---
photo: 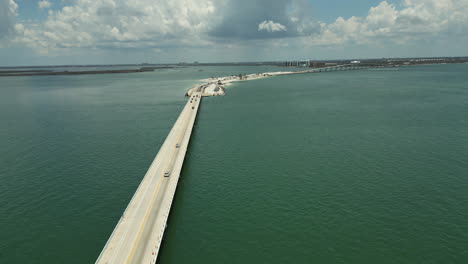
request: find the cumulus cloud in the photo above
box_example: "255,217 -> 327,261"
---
0,0 -> 18,40
14,0 -> 218,51
38,0 -> 52,9
258,20 -> 287,32
209,0 -> 319,39
312,0 -> 468,46
7,0 -> 468,55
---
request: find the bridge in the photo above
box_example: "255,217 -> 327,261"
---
303,64 -> 369,73
96,92 -> 202,264
95,65 -> 369,264
313,64 -> 369,72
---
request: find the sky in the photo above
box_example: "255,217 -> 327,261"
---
1,0 -> 468,66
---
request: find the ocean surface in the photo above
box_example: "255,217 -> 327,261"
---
0,64 -> 467,263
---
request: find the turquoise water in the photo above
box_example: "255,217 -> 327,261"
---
1,65 -> 467,263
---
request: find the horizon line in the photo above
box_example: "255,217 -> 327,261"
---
2,55 -> 468,68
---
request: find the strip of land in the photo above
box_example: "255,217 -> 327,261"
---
0,67 -> 176,77
186,65 -> 370,96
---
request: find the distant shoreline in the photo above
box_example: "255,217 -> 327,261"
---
2,58 -> 467,78
2,56 -> 467,70
0,66 -> 179,77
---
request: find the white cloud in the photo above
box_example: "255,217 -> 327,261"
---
0,0 -> 18,40
310,0 -> 468,46
7,0 -> 468,57
15,0 -> 218,51
38,0 -> 52,9
258,20 -> 287,32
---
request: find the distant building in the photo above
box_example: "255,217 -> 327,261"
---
310,62 -> 325,68
351,60 -> 361,64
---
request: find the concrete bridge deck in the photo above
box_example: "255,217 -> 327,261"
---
96,92 -> 202,264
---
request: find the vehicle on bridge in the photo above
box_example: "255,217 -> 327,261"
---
164,170 -> 171,177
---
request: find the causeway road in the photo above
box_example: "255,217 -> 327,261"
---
96,92 -> 202,264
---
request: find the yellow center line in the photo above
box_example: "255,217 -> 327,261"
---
124,173 -> 165,264
124,100 -> 193,263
